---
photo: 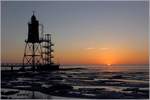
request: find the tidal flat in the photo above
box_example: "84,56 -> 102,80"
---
1,66 -> 149,99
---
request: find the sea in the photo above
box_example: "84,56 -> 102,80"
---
1,65 -> 149,99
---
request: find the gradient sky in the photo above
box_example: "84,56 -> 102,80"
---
1,1 -> 149,65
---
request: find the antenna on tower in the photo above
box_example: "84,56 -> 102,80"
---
33,11 -> 35,15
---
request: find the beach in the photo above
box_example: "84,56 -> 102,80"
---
1,65 -> 149,99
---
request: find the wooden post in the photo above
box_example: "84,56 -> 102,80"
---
11,66 -> 13,71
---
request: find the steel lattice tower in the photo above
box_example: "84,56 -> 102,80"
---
43,34 -> 54,65
22,13 -> 43,71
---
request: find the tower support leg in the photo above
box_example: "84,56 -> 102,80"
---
22,42 -> 43,71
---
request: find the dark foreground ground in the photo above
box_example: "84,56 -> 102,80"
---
1,68 -> 149,99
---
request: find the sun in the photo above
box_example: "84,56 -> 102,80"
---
107,64 -> 111,66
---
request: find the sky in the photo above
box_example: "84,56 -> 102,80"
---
1,1 -> 149,65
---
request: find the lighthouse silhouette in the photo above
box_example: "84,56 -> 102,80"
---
28,13 -> 39,42
22,12 -> 43,71
22,12 -> 59,71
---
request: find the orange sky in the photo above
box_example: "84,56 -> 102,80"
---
55,45 -> 149,65
2,43 -> 149,65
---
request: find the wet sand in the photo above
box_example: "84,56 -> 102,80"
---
1,67 -> 149,99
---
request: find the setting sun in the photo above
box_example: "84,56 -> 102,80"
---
107,64 -> 111,66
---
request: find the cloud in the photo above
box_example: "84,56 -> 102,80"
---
86,47 -> 95,50
100,48 -> 109,50
85,47 -> 109,51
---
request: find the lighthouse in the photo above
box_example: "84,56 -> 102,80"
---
22,13 -> 43,71
22,13 -> 59,71
27,13 -> 39,43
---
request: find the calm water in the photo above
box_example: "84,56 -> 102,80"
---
61,65 -> 149,72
